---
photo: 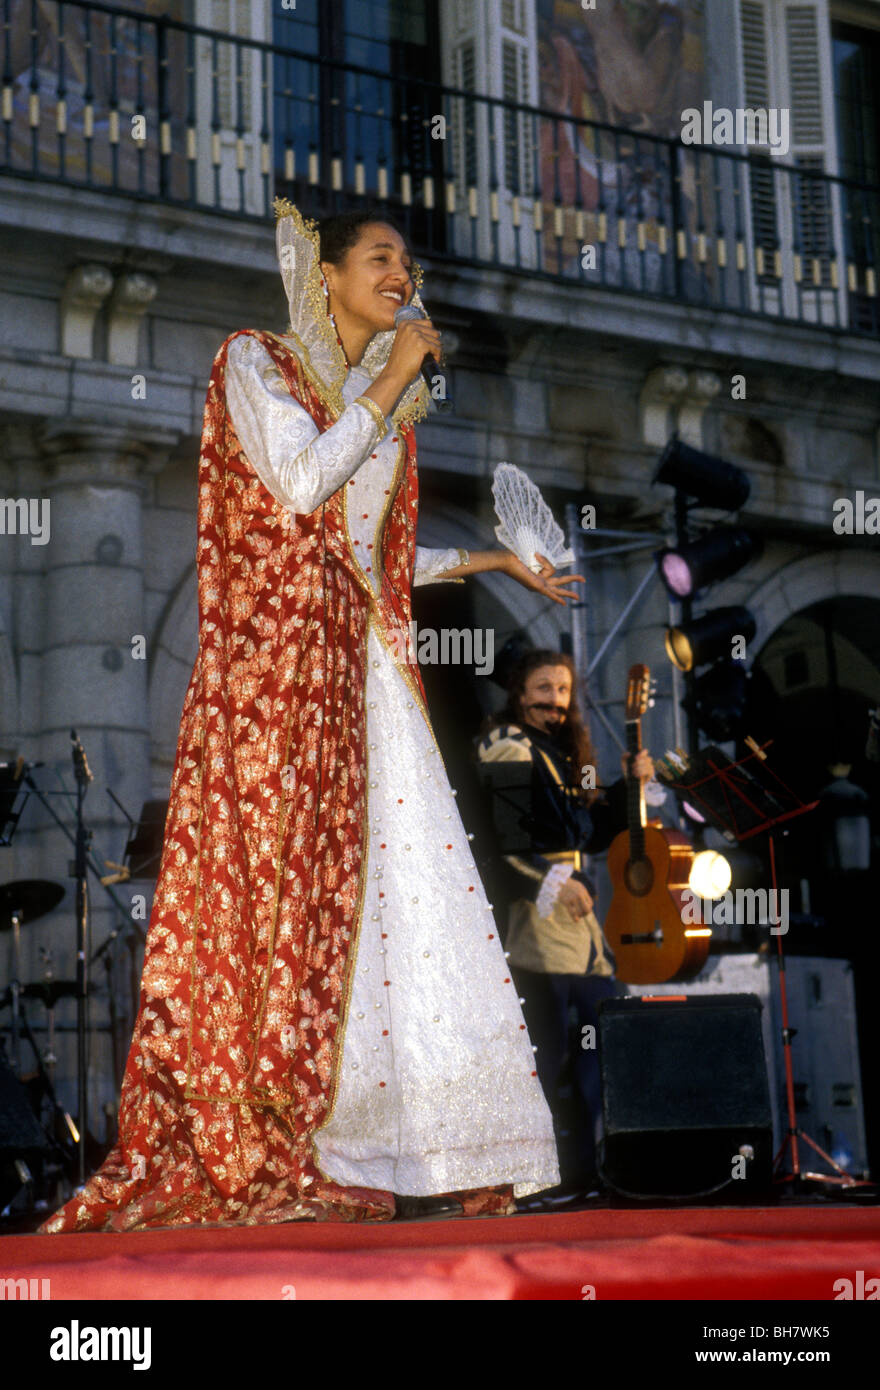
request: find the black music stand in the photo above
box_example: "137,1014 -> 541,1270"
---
121,800 -> 169,882
475,763 -> 537,858
656,738 -> 872,1191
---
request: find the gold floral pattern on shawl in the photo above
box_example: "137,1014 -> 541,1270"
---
38,327 -> 425,1231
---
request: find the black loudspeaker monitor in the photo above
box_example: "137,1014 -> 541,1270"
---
598,993 -> 773,1198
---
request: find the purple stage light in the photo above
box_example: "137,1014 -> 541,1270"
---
660,551 -> 693,597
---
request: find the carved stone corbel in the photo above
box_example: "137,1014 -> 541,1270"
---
60,264 -> 114,359
639,365 -> 689,447
678,370 -> 722,447
107,273 -> 159,367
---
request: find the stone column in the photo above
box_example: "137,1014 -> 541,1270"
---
32,421 -> 176,1133
0,424 -> 41,764
0,424 -> 51,1089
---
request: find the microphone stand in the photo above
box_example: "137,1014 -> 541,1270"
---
70,729 -> 92,1186
11,752 -> 148,1192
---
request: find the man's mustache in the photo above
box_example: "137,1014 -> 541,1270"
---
525,702 -> 568,718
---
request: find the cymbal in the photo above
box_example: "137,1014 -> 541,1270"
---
0,880 -> 64,930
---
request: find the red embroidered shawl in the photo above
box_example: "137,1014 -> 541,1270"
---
42,330 -> 426,1230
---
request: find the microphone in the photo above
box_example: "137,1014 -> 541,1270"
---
70,728 -> 93,785
393,303 -> 454,413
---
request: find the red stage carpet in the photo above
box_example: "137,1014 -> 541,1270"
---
3,1205 -> 879,1300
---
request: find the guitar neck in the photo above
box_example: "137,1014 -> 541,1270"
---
625,718 -> 646,860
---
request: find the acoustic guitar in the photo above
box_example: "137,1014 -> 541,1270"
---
604,664 -> 710,984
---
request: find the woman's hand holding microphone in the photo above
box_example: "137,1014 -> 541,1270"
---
362,315 -> 442,418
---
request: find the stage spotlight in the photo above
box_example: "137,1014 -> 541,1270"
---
665,606 -> 757,672
688,849 -> 732,899
693,660 -> 749,742
657,527 -> 762,599
654,435 -> 751,511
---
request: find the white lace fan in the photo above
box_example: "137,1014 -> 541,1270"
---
491,463 -> 576,574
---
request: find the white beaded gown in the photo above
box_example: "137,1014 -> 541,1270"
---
213,210 -> 560,1200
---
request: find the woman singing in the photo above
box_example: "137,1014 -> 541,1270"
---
41,203 -> 583,1231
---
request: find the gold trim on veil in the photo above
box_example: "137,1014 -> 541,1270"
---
274,198 -> 431,431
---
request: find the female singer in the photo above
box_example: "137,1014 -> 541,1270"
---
42,203 -> 584,1231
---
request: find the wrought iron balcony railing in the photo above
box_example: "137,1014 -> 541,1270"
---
3,0 -> 878,337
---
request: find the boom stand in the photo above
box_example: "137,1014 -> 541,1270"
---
70,731 -> 92,1187
656,738 -> 872,1192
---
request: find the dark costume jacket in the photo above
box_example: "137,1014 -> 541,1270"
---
475,721 -> 628,975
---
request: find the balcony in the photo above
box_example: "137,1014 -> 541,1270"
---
2,0 -> 878,338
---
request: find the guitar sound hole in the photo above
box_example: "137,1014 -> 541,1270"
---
624,857 -> 654,897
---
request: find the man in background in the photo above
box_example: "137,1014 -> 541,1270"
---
475,649 -> 656,1203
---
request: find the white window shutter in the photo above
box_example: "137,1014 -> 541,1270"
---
736,0 -> 843,324
442,0 -> 481,222
500,30 -> 535,198
738,0 -> 781,292
440,0 -> 539,264
193,0 -> 269,213
780,2 -> 843,312
784,2 -> 834,155
741,0 -> 773,111
452,39 -> 478,204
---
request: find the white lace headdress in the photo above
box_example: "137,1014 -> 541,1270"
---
274,198 -> 431,429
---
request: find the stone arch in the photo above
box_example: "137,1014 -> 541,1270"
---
747,549 -> 880,655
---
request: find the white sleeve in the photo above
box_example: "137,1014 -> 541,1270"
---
224,334 -> 388,514
644,777 -> 668,807
413,545 -> 465,586
535,862 -> 575,919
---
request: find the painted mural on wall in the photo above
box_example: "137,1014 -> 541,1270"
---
5,0 -> 189,194
536,0 -> 706,286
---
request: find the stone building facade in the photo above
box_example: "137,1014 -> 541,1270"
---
1,0 -> 879,1145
